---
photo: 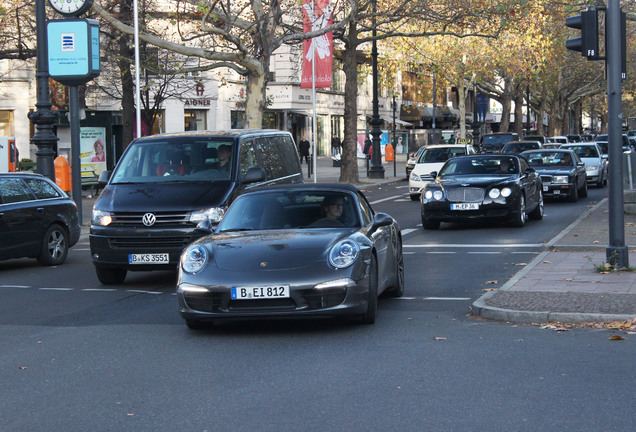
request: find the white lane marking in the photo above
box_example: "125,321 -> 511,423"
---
394,297 -> 472,301
395,185 -> 410,189
126,290 -> 163,295
369,195 -> 406,205
405,243 -> 543,248
403,252 -> 417,255
39,287 -> 73,291
0,285 -> 30,289
82,288 -> 117,292
468,251 -> 501,254
426,251 -> 456,254
401,228 -> 417,236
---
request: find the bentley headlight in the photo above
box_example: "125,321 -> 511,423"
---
424,190 -> 433,199
501,187 -> 512,197
190,207 -> 225,224
329,240 -> 360,269
553,175 -> 568,184
433,190 -> 443,201
489,188 -> 501,199
92,209 -> 112,226
181,245 -> 208,274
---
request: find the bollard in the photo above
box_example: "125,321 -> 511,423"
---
54,155 -> 72,192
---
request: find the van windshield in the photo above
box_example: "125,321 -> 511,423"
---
111,139 -> 235,184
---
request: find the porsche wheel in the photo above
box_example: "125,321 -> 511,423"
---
384,239 -> 404,298
37,224 -> 69,266
511,194 -> 527,227
360,254 -> 378,324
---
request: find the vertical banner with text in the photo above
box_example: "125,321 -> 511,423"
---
301,0 -> 333,89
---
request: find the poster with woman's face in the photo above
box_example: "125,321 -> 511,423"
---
80,127 -> 107,177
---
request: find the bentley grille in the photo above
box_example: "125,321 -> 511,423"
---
446,187 -> 485,202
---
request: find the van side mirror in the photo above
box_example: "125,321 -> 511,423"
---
98,170 -> 111,186
242,166 -> 266,183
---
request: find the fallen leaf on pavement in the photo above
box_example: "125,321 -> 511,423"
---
593,240 -> 600,244
609,335 -> 625,341
540,324 -> 570,331
561,278 -> 574,281
18,366 -> 27,370
434,337 -> 447,341
482,288 -> 498,292
543,260 -> 551,264
515,263 -> 528,266
486,280 -> 498,284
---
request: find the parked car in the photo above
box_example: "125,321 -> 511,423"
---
561,143 -> 608,187
408,144 -> 477,200
501,140 -> 542,154
521,149 -> 587,202
420,154 -> 543,229
595,134 -> 632,151
0,172 -> 80,265
479,132 -> 520,153
90,129 -> 304,285
177,183 -> 404,329
405,145 -> 427,179
523,135 -> 546,144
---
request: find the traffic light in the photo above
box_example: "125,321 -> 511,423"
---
566,9 -> 599,59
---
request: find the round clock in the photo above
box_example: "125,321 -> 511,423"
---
48,0 -> 94,17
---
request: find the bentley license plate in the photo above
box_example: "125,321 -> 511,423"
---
451,203 -> 479,211
231,285 -> 290,300
129,253 -> 169,264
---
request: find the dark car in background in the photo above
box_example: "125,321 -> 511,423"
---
420,154 -> 543,230
501,140 -> 542,155
0,172 -> 80,265
521,149 -> 587,202
479,132 -> 519,153
177,183 -> 404,328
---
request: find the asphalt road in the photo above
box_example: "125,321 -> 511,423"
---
1,181 -> 635,431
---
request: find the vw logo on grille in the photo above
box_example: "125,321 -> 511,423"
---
142,213 -> 156,226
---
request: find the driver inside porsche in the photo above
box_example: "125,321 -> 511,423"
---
309,195 -> 345,227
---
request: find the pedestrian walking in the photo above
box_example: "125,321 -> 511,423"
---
331,134 -> 341,158
298,137 -> 311,164
363,135 -> 372,157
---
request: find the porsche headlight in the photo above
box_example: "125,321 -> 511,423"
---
329,240 -> 360,269
489,188 -> 501,199
553,175 -> 568,184
190,207 -> 225,224
181,245 -> 208,274
92,209 -> 112,226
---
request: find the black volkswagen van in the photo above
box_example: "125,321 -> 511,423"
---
90,130 -> 303,284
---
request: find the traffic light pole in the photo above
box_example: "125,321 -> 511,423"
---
605,0 -> 629,269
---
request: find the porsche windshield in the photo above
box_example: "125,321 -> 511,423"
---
110,139 -> 235,184
439,156 -> 519,177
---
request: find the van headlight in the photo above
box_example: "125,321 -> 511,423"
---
190,207 -> 225,224
92,210 -> 112,226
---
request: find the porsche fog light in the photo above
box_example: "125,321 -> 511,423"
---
433,190 -> 443,201
553,176 -> 568,184
190,207 -> 225,224
182,245 -> 208,274
501,187 -> 512,197
329,240 -> 360,269
489,188 -> 501,199
92,210 -> 112,226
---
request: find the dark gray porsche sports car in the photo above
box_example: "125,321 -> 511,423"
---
177,183 -> 404,329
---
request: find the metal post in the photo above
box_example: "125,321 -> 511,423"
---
368,0 -> 384,179
69,86 -> 83,224
432,73 -> 437,143
392,95 -> 396,177
606,0 -> 628,268
28,0 -> 58,181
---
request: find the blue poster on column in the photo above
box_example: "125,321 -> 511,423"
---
47,19 -> 100,86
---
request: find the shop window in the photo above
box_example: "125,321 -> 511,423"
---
0,110 -> 14,137
184,110 -> 207,131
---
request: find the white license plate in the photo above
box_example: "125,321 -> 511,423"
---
553,190 -> 561,195
231,285 -> 290,300
451,203 -> 479,211
129,253 -> 169,264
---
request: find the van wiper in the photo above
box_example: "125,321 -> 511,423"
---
219,228 -> 254,232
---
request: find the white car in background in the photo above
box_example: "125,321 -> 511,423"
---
561,142 -> 608,187
408,144 -> 477,200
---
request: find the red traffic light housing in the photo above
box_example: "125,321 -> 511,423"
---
566,9 -> 599,59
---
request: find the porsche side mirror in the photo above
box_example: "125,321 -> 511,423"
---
369,212 -> 393,236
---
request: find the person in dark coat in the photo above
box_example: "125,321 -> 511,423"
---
298,137 -> 310,164
331,134 -> 341,157
363,135 -> 372,157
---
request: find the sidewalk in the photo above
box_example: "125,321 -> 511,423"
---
473,198 -> 636,324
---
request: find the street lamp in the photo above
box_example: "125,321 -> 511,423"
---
368,0 -> 384,179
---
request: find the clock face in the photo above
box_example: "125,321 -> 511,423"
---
49,0 -> 94,16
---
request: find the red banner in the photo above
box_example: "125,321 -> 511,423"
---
301,0 -> 333,89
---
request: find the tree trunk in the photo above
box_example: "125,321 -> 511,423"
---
513,84 -> 524,136
499,77 -> 513,133
119,0 -> 135,148
340,22 -> 360,184
245,62 -> 267,129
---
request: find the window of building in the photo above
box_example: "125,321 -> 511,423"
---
231,111 -> 245,129
0,110 -> 14,136
184,109 -> 207,131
